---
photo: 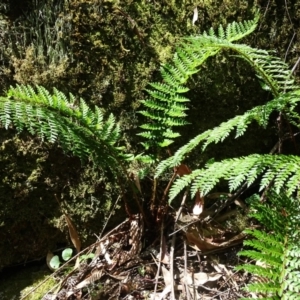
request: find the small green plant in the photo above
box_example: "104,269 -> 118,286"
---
49,248 -> 95,270
79,253 -> 95,263
49,248 -> 73,270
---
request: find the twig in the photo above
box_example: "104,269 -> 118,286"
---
170,190 -> 190,299
184,240 -> 191,300
99,195 -> 121,238
174,189 -> 189,224
205,183 -> 248,224
113,6 -> 144,46
151,177 -> 157,211
284,33 -> 296,62
161,171 -> 177,205
258,0 -> 271,31
169,218 -> 200,236
170,233 -> 176,299
284,0 -> 294,33
153,219 -> 164,299
291,56 -> 300,74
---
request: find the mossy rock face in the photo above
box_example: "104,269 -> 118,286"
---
0,131 -> 122,269
0,0 -> 299,268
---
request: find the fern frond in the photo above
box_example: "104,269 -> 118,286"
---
139,14 -> 260,150
168,154 -> 300,201
184,36 -> 296,96
0,85 -> 129,169
225,13 -> 260,42
236,192 -> 300,299
156,89 -> 300,177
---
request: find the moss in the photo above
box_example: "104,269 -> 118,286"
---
12,46 -> 69,86
0,265 -> 56,300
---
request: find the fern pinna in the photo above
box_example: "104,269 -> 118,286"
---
138,14 -> 259,153
236,192 -> 300,299
0,85 -> 132,169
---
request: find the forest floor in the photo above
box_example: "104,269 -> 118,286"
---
13,191 -> 256,300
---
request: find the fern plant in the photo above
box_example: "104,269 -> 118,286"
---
0,84 -> 133,171
236,191 -> 300,299
138,14 -> 300,298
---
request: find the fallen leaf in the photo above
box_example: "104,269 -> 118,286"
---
193,191 -> 204,216
162,266 -> 172,286
174,164 -> 191,177
192,7 -> 198,25
149,284 -> 171,300
212,262 -> 239,289
75,270 -> 103,289
156,236 -> 170,264
194,272 -> 222,285
99,240 -> 113,265
64,213 -> 81,253
64,213 -> 81,269
134,173 -> 142,193
158,267 -> 172,300
186,226 -> 246,252
182,271 -> 222,286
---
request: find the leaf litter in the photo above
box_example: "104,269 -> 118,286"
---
31,189 -> 252,300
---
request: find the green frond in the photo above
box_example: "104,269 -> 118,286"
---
246,281 -> 280,296
149,82 -> 189,94
168,169 -> 202,201
140,124 -> 164,131
162,129 -> 181,139
140,13 -> 290,154
139,14 -> 260,151
156,89 -> 300,177
243,230 -> 283,250
236,192 -> 300,299
239,249 -> 282,270
0,85 -> 129,170
237,263 -> 281,281
184,37 -> 296,96
168,154 -> 300,201
225,13 -> 259,42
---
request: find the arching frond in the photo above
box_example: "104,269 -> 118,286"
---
169,154 -> 300,201
183,37 -> 296,96
139,14 -> 260,150
0,85 -> 131,169
156,89 -> 300,177
236,192 -> 300,299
